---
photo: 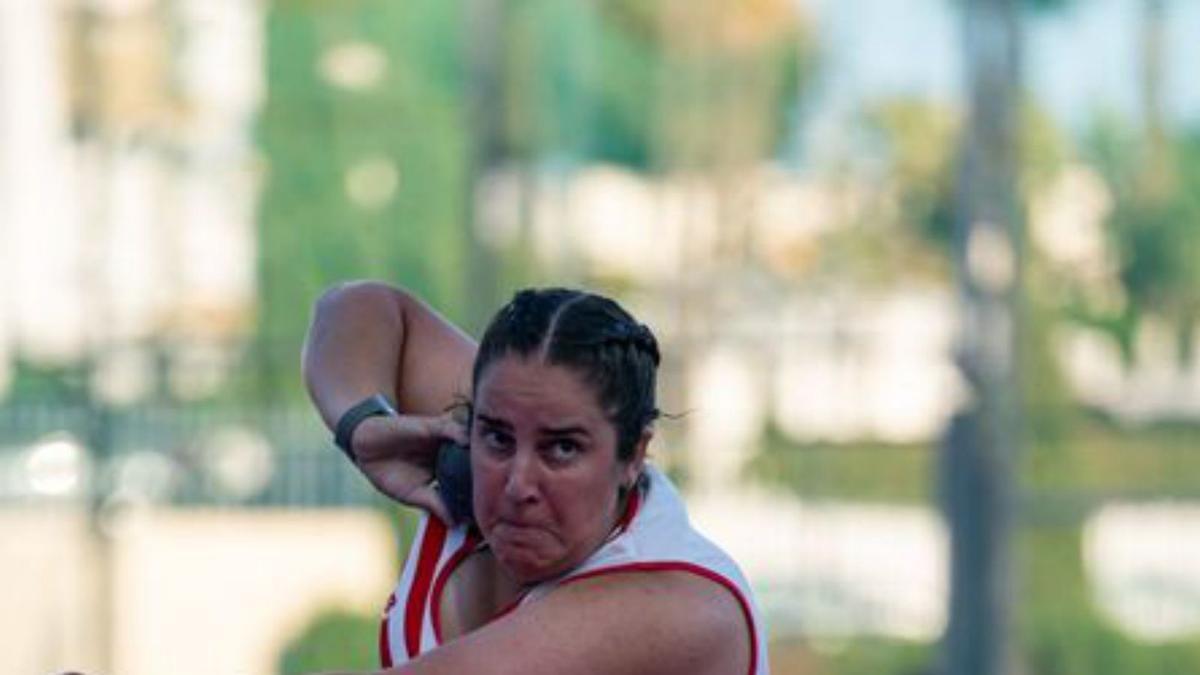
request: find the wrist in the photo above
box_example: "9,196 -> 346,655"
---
334,393 -> 398,461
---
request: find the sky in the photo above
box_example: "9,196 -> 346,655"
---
804,0 -> 1200,135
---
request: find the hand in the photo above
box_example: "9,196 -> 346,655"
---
351,411 -> 467,524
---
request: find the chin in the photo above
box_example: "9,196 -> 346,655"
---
495,549 -> 549,581
493,545 -> 568,584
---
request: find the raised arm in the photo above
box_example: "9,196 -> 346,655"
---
302,281 -> 477,518
303,280 -> 476,422
318,571 -> 752,675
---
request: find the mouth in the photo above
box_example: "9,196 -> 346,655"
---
494,517 -> 542,532
490,518 -> 551,545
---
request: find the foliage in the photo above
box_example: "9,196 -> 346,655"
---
6,361 -> 88,404
863,97 -> 1067,253
753,415 -> 1200,674
863,98 -> 960,255
845,98 -> 1067,293
771,557 -> 1200,675
276,607 -> 380,674
500,0 -> 814,169
1022,526 -> 1200,675
252,1 -> 814,400
769,637 -> 931,675
753,413 -> 1200,503
1064,110 -> 1200,369
274,508 -> 418,673
747,424 -> 932,504
255,1 -> 471,400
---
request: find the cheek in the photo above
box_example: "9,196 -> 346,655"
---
550,470 -> 618,527
470,451 -> 503,520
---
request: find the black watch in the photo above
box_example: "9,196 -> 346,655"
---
334,393 -> 397,461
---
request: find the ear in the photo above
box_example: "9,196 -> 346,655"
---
621,428 -> 652,488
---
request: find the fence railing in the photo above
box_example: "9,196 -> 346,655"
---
0,403 -> 379,508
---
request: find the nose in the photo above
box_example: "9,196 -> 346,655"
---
503,449 -> 540,505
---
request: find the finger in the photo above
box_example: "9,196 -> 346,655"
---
403,483 -> 455,526
426,413 -> 468,445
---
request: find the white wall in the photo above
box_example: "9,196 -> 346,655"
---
1,505 -> 397,675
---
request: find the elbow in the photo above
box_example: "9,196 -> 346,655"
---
312,280 -> 412,323
301,280 -> 414,394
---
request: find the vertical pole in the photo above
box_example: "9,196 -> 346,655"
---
941,1 -> 1023,674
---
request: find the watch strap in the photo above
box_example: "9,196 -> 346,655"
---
334,393 -> 397,461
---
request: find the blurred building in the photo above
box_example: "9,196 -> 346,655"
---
479,163 -> 957,450
1,500 -> 395,675
1085,502 -> 1200,642
480,158 -> 1200,442
0,0 -> 260,404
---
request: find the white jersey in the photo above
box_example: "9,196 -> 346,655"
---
378,465 -> 769,674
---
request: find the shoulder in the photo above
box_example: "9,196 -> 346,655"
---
560,568 -> 753,659
490,569 -> 751,675
398,567 -> 754,675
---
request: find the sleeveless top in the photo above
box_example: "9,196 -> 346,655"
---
378,465 -> 769,675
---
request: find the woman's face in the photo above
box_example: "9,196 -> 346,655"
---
470,354 -> 644,585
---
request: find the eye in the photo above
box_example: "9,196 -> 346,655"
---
545,438 -> 583,464
479,427 -> 514,455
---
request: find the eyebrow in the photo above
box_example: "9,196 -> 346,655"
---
475,413 -> 590,438
541,425 -> 590,438
476,413 -> 512,429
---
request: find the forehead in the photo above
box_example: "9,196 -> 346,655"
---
473,355 -> 607,426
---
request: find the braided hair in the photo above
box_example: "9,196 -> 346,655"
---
472,288 -> 661,461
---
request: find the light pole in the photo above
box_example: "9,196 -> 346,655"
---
940,0 -> 1024,674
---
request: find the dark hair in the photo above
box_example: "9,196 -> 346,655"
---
471,288 -> 661,461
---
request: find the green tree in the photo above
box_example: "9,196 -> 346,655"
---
255,1 -> 470,400
254,1 -> 813,381
1068,0 -> 1200,370
276,608 -> 380,674
497,0 -> 813,172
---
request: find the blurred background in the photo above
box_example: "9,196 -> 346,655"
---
3,0 -> 1200,673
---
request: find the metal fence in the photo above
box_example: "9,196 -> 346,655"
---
0,403 -> 378,508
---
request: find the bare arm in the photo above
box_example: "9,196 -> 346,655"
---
387,572 -> 751,675
301,281 -> 477,518
302,280 -> 476,423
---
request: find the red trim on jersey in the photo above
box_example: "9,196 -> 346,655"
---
614,486 -> 642,534
445,488 -> 645,632
467,489 -> 644,629
488,593 -> 526,623
404,517 -> 448,658
386,481 -> 651,662
378,591 -> 397,668
559,562 -> 759,675
430,531 -> 482,644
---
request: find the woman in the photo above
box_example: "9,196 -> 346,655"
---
302,281 -> 767,674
